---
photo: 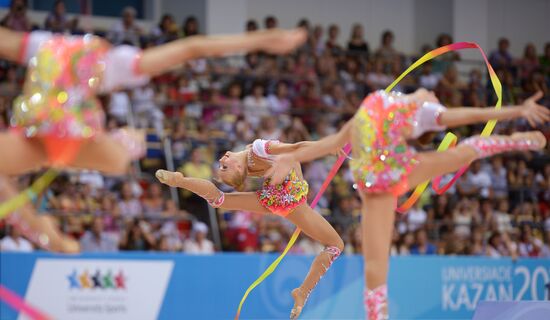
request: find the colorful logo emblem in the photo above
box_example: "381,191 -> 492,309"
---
67,270 -> 126,289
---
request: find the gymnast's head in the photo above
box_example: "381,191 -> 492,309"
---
217,151 -> 247,191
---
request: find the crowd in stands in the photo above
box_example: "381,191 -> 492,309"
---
1,2 -> 550,258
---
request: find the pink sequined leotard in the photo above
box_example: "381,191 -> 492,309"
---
11,31 -> 149,165
351,90 -> 447,195
248,139 -> 309,216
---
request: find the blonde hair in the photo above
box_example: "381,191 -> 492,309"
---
220,169 -> 247,192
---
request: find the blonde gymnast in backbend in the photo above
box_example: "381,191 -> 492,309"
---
156,138 -> 344,319
264,88 -> 549,319
0,26 -> 306,252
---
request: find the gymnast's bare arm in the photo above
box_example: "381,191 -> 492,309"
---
264,121 -> 353,184
439,91 -> 549,128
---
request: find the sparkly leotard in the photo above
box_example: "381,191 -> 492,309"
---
351,90 -> 447,195
11,31 -> 149,165
248,139 -> 309,216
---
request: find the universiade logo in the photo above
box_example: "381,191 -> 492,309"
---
67,270 -> 126,289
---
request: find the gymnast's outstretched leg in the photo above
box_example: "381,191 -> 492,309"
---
285,204 -> 344,319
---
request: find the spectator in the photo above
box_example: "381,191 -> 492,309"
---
489,38 -> 514,72
469,228 -> 485,255
374,30 -> 399,67
517,43 -> 540,80
539,42 -> 550,76
432,33 -> 460,73
418,62 -> 440,90
332,196 -> 355,231
340,56 -> 365,93
0,66 -> 20,99
463,69 -> 487,107
311,24 -> 325,55
487,232 -> 504,257
267,81 -> 291,120
488,157 -> 508,198
493,199 -> 513,233
296,18 -> 310,32
132,84 -> 164,137
325,24 -> 343,55
518,225 -> 543,257
347,23 -> 369,57
0,224 -> 33,252
80,217 -> 118,252
150,14 -> 179,44
293,81 -> 324,127
245,19 -> 258,32
394,232 -> 414,255
157,222 -> 183,251
99,194 -> 122,232
522,69 -> 549,97
264,15 -> 278,29
436,65 -> 465,106
0,0 -> 31,32
243,82 -> 270,129
108,91 -> 132,124
119,219 -> 156,251
182,148 -> 209,181
118,182 -> 143,220
453,199 -> 474,238
142,183 -> 165,217
284,117 -> 311,143
322,82 -> 349,123
0,19 -> 548,256
182,16 -> 200,37
407,202 -> 427,232
44,0 -> 75,33
108,6 -> 142,46
367,58 -> 394,91
410,229 -> 437,255
183,222 -> 215,254
258,116 -> 283,141
467,161 -> 492,198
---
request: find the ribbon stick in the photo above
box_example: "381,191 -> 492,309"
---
234,144 -> 352,319
0,285 -> 52,320
0,169 -> 58,219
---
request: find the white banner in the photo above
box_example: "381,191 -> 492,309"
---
20,259 -> 174,320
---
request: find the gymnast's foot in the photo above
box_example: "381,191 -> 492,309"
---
156,169 -> 184,188
510,131 -> 546,149
290,288 -> 307,319
462,131 -> 547,159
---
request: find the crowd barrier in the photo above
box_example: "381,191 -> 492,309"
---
0,252 -> 548,319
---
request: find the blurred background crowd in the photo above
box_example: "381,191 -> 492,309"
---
1,0 -> 549,259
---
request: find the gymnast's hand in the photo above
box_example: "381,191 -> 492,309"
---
264,154 -> 296,185
521,91 -> 550,127
156,169 -> 184,188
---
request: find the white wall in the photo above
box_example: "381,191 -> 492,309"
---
206,0 -> 247,34
488,0 -> 550,56
160,0 -> 206,33
245,0 -> 416,54
414,0 -> 453,52
0,9 -> 154,32
11,0 -> 550,59
453,0 -> 490,60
